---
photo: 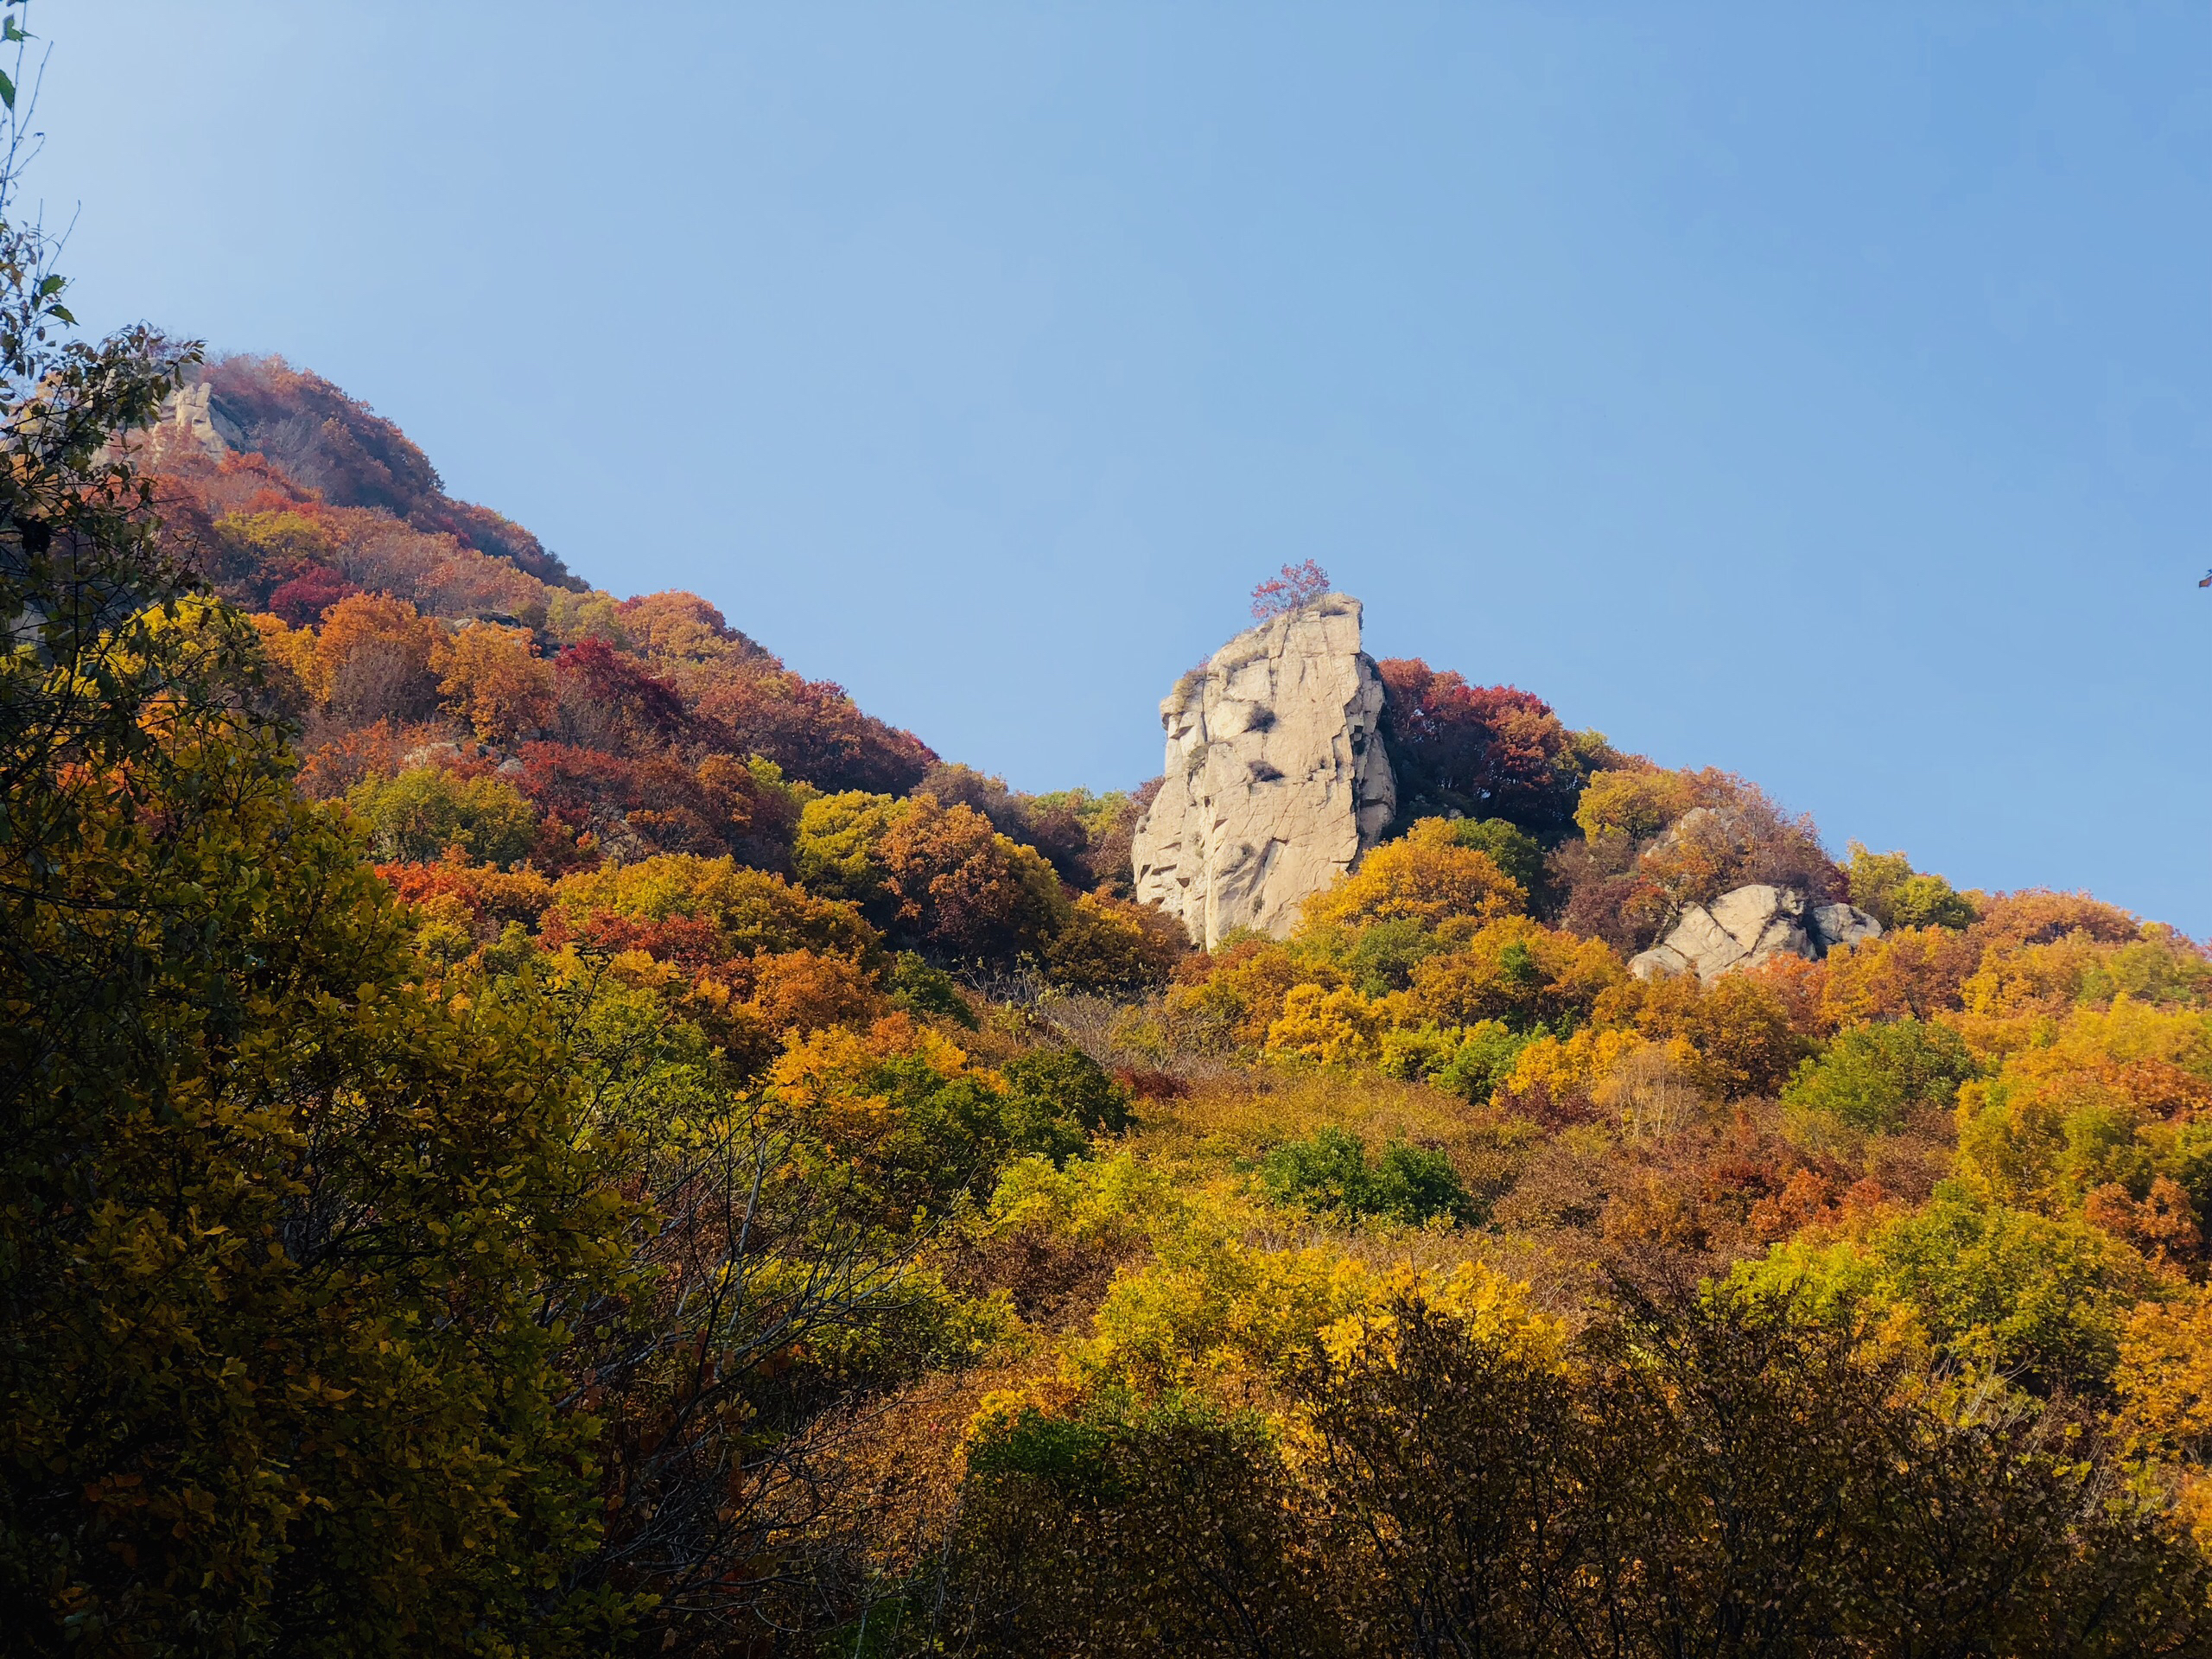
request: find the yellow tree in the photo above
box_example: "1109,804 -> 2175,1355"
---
433,618 -> 556,741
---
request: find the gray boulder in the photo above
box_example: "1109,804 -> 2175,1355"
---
1630,883 -> 1881,983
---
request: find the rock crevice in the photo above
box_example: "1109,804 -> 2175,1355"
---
1132,595 -> 1395,948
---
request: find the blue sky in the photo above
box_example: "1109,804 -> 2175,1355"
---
36,3 -> 2212,928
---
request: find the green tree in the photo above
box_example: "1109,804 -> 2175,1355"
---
1781,1015 -> 1978,1135
1258,1126 -> 1476,1225
346,764 -> 541,864
1846,841 -> 1979,931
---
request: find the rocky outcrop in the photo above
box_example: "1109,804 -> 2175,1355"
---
1630,884 -> 1881,982
1132,595 -> 1395,948
148,379 -> 245,461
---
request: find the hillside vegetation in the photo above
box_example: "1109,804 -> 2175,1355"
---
10,157 -> 2212,1659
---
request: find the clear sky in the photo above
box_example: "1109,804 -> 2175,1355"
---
34,3 -> 2212,928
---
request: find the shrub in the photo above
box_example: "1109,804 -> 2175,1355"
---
1300,817 -> 1524,935
346,766 -> 541,866
1046,891 -> 1187,995
890,950 -> 977,1027
1258,1126 -> 1476,1224
1001,1047 -> 1135,1142
1846,842 -> 1979,931
1782,1017 -> 1979,1135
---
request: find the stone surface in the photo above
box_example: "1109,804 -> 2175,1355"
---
1131,594 -> 1396,948
1629,883 -> 1882,982
152,379 -> 243,460
1809,901 -> 1883,954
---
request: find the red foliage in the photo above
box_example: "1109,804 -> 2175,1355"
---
1112,1067 -> 1192,1102
555,639 -> 686,736
375,855 -> 556,930
510,741 -> 792,869
690,664 -> 936,796
1376,658 -> 1586,836
198,356 -> 575,585
266,565 -> 358,626
1249,560 -> 1332,619
539,907 -> 743,979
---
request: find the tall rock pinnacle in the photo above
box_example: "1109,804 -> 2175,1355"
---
1131,594 -> 1396,949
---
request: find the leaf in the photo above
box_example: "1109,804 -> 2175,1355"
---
0,71 -> 16,111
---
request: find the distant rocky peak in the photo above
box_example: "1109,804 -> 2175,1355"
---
1131,594 -> 1395,948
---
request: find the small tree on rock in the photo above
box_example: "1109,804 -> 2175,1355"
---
1250,559 -> 1332,619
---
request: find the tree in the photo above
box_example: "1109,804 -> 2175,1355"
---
0,56 -> 632,1644
433,617 -> 554,741
1780,1016 -> 1979,1135
1377,660 -> 1609,836
1249,558 -> 1330,618
313,590 -> 445,725
1844,841 -> 1979,931
1257,1126 -> 1477,1224
1300,816 -> 1525,938
1408,914 -> 1624,1032
346,764 -> 542,865
1044,890 -> 1187,995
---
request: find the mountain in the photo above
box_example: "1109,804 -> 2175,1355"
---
21,343 -> 2209,1656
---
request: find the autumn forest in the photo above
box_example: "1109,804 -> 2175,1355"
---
10,22 -> 2212,1659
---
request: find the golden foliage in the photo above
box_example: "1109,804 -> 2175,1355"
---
1407,914 -> 1624,1028
1298,817 -> 1524,935
1264,982 -> 1393,1066
431,619 -> 554,742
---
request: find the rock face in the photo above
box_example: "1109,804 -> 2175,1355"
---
1629,884 -> 1881,983
1131,595 -> 1396,948
149,379 -> 244,461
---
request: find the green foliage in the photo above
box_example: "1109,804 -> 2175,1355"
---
1781,1016 -> 1978,1135
1433,815 -> 1548,904
890,949 -> 976,1026
1434,1020 -> 1534,1104
1001,1046 -> 1135,1144
346,764 -> 540,865
1379,1019 -> 1532,1105
1846,841 -> 1979,931
1257,1126 -> 1476,1224
1742,1194 -> 2158,1395
793,788 -> 899,906
3,739 -> 634,1651
1321,913 -> 1443,995
946,1286 -> 2210,1657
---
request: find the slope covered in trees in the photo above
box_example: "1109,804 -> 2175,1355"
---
10,73 -> 2212,1659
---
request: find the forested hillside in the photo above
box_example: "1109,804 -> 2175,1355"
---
12,140 -> 2212,1659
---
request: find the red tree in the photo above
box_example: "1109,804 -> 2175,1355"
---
1249,560 -> 1332,619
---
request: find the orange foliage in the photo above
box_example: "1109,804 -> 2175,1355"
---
377,853 -> 556,931
434,621 -> 555,742
315,593 -> 444,723
2085,1176 -> 2202,1266
1045,891 -> 1188,995
1745,954 -> 1833,1040
617,590 -> 745,661
294,719 -> 459,800
747,949 -> 888,1037
1970,891 -> 2141,952
1407,915 -> 1624,1028
1596,970 -> 1808,1099
1165,939 -> 1329,1051
1818,926 -> 1983,1026
876,795 -> 1068,959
